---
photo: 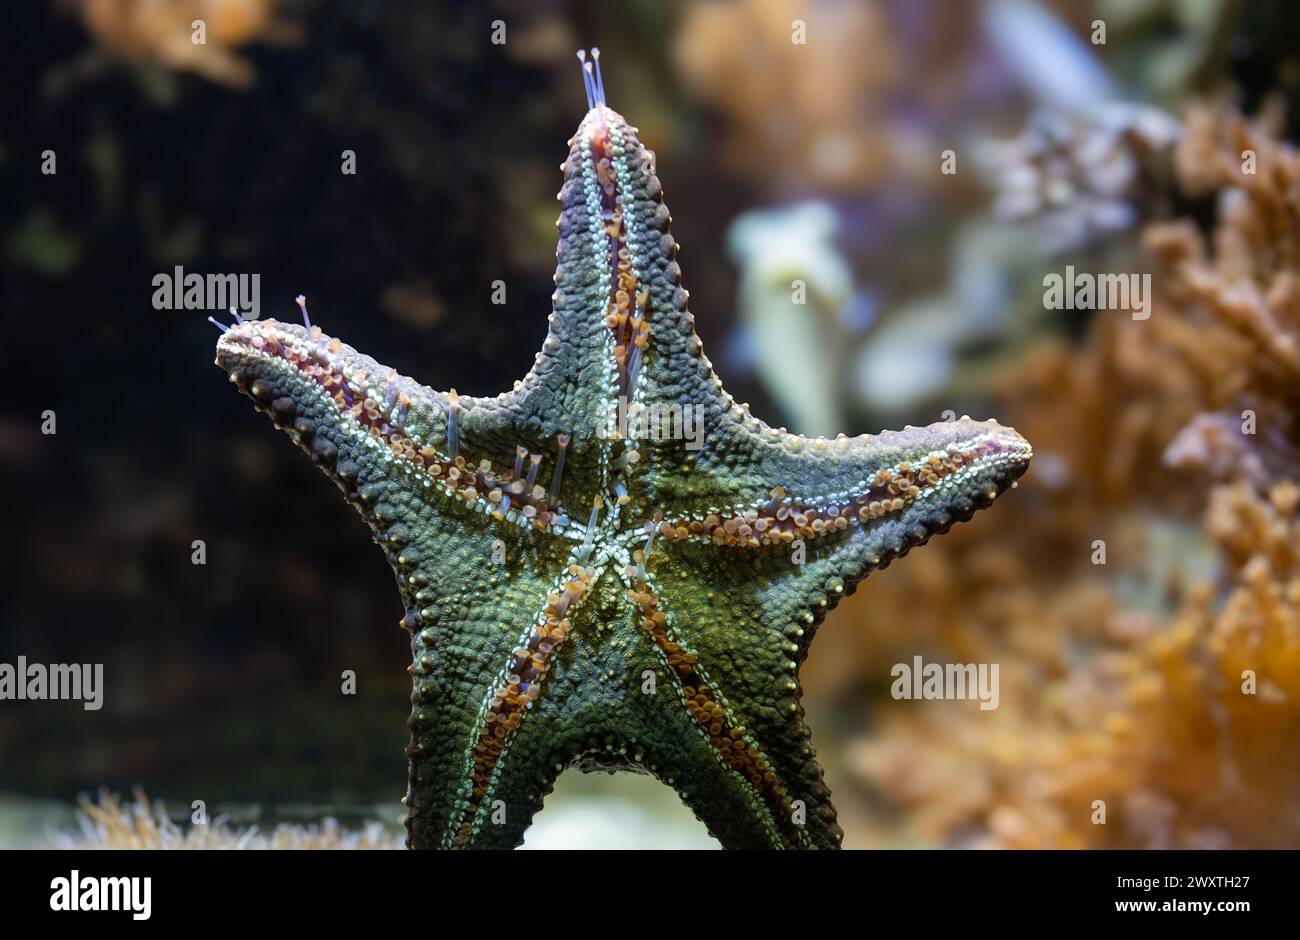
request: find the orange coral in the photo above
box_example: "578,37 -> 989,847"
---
836,101 -> 1300,848
674,0 -> 901,191
77,0 -> 301,88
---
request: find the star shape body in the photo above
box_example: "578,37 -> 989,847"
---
215,102 -> 1031,849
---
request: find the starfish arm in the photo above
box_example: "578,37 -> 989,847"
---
590,109 -> 703,409
651,418 -> 1033,547
618,423 -> 1032,849
622,568 -> 837,847
214,320 -> 598,849
512,110 -> 622,444
214,319 -> 597,534
402,524 -> 572,848
452,573 -> 798,849
430,560 -> 603,848
511,107 -> 711,512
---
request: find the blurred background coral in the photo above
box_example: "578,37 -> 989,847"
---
1,0 -> 1298,848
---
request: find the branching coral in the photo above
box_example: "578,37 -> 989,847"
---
56,789 -> 401,849
978,105 -> 1180,253
838,100 -> 1300,848
1148,101 -> 1300,481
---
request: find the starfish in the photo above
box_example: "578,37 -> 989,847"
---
212,51 -> 1032,849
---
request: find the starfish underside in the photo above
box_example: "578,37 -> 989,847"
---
215,101 -> 1032,849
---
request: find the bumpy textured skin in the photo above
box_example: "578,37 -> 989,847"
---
214,106 -> 1032,849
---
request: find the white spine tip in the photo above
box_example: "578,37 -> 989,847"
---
294,294 -> 311,329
